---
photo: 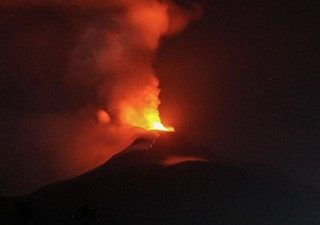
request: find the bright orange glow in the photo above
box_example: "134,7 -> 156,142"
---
149,121 -> 175,132
113,80 -> 175,132
120,102 -> 175,132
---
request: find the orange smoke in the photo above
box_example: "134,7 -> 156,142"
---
0,0 -> 203,195
94,1 -> 201,132
116,78 -> 174,132
120,101 -> 175,132
3,0 -> 201,133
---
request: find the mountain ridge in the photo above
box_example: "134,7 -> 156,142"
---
1,133 -> 319,225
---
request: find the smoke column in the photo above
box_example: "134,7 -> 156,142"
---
67,0 -> 202,130
2,0 -> 201,128
0,0 -> 201,195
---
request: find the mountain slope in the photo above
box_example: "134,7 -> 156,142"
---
1,133 -> 319,225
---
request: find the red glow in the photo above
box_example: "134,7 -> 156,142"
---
162,156 -> 207,166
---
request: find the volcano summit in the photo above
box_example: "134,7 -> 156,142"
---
1,133 -> 319,225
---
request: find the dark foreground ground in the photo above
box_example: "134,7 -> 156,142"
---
1,133 -> 319,225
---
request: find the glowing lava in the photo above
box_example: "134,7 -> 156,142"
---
120,104 -> 175,132
150,121 -> 174,132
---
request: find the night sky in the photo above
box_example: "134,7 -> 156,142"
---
0,0 -> 319,196
157,0 -> 319,187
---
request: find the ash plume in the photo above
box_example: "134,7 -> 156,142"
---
0,0 -> 201,195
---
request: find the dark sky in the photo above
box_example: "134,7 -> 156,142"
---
156,0 -> 319,187
0,0 -> 319,195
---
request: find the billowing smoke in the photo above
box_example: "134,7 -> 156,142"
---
66,0 -> 201,130
0,0 -> 201,195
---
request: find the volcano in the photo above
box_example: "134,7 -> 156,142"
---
1,133 -> 319,225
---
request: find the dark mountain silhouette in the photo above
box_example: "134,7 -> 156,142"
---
1,132 -> 319,225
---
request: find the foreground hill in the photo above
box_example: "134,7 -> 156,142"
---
1,133 -> 319,225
